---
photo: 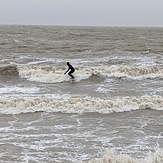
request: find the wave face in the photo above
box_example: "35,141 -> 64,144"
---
18,65 -> 163,83
0,95 -> 162,114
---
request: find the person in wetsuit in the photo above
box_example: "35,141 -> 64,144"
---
64,62 -> 75,79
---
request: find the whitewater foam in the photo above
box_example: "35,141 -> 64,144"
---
0,95 -> 162,114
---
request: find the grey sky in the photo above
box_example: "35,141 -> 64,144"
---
0,0 -> 163,27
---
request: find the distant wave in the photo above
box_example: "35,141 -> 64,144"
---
0,95 -> 162,114
85,149 -> 163,163
17,65 -> 163,83
0,65 -> 18,77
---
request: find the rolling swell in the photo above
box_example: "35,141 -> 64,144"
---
18,65 -> 163,83
0,65 -> 19,77
0,95 -> 162,114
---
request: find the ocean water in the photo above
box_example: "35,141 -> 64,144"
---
0,25 -> 163,163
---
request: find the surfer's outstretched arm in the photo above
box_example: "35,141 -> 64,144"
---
64,68 -> 70,74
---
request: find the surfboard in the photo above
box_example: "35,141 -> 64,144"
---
69,78 -> 75,83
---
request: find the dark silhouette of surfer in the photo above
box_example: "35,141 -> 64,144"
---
64,62 -> 75,79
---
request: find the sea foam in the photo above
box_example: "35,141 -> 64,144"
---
0,95 -> 162,114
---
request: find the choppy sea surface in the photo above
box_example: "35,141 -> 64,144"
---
0,25 -> 163,163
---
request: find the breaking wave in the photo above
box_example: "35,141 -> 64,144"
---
17,65 -> 163,83
0,95 -> 162,114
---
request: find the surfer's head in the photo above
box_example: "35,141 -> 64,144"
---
67,62 -> 70,65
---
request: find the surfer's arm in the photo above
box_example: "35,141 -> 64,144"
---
64,68 -> 70,74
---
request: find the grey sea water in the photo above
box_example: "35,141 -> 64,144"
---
0,25 -> 163,162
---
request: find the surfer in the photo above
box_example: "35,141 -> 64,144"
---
64,62 -> 75,79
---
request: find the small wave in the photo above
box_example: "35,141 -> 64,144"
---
18,65 -> 163,83
0,95 -> 162,114
85,149 -> 163,163
0,65 -> 19,76
106,65 -> 163,79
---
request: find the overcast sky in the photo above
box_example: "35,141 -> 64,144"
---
0,0 -> 163,27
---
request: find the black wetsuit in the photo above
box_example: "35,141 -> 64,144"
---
65,63 -> 75,78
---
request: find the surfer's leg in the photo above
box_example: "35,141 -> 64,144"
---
68,71 -> 74,78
